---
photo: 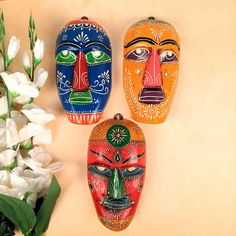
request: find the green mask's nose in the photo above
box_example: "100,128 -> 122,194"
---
103,168 -> 132,211
108,168 -> 125,199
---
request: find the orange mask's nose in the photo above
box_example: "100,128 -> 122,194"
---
139,48 -> 165,104
72,52 -> 89,91
143,48 -> 162,87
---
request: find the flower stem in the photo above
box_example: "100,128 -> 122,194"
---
0,11 -> 11,118
28,14 -> 37,82
2,81 -> 11,118
31,51 -> 35,82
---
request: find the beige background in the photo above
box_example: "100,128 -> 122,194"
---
1,0 -> 236,235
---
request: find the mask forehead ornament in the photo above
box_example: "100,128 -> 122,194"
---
87,113 -> 146,231
123,17 -> 180,124
56,17 -> 112,124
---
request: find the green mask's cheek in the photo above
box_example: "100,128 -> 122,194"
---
86,50 -> 111,65
56,50 -> 76,65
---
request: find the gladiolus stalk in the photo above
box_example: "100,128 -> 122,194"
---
0,10 -> 11,118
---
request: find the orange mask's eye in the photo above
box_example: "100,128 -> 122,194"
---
125,48 -> 150,61
159,50 -> 178,63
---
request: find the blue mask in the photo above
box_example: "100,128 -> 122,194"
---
56,17 -> 112,124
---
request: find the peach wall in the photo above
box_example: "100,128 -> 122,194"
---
1,0 -> 236,235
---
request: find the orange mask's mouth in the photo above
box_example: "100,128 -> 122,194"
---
139,87 -> 165,104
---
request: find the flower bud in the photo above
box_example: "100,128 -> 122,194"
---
0,96 -> 8,119
22,52 -> 31,75
7,36 -> 20,64
34,68 -> 48,88
33,39 -> 44,65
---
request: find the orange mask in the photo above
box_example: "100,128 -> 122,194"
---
123,17 -> 180,124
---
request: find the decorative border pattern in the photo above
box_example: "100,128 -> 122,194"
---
66,112 -> 102,124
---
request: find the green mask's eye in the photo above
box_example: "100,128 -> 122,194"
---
56,50 -> 76,65
86,50 -> 111,65
88,165 -> 112,177
122,167 -> 144,178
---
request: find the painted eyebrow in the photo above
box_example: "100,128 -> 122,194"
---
159,39 -> 180,50
124,37 -> 157,48
122,152 -> 145,164
85,41 -> 111,52
56,42 -> 82,50
89,149 -> 112,164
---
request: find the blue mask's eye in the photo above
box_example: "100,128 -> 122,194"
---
125,48 -> 149,61
86,50 -> 111,65
159,50 -> 178,63
122,167 -> 144,178
56,50 -> 76,65
88,165 -> 112,177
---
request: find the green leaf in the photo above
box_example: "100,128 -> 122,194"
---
34,176 -> 61,236
29,14 -> 33,29
0,212 -> 15,236
0,194 -> 36,235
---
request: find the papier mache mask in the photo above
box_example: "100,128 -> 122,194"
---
56,17 -> 112,124
123,17 -> 180,124
87,113 -> 146,231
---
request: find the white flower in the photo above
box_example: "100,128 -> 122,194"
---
0,96 -> 8,118
11,110 -> 28,130
19,123 -> 45,142
22,52 -> 31,68
0,56 -> 4,72
14,95 -> 31,105
34,68 -> 48,88
1,112 -> 28,149
0,150 -> 17,168
6,118 -> 20,148
5,111 -> 52,148
0,72 -> 39,98
21,104 -> 55,125
34,39 -> 44,62
22,169 -> 51,194
0,168 -> 50,207
0,170 -> 28,199
33,128 -> 52,145
20,169 -> 51,207
24,147 -> 66,174
19,123 -> 52,146
7,36 -> 20,62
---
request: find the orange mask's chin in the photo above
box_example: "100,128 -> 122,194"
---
123,17 -> 180,124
